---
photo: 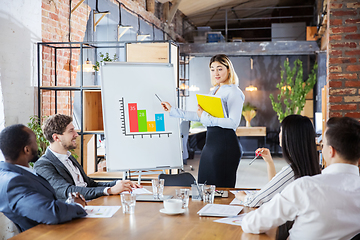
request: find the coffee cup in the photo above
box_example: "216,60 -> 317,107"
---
163,199 -> 182,213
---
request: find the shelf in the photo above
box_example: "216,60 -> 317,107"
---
40,86 -> 101,91
83,90 -> 104,132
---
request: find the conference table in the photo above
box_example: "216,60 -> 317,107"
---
11,187 -> 276,240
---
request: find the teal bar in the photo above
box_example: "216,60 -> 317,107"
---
137,110 -> 147,132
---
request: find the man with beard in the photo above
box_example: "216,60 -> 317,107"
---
0,124 -> 87,232
34,114 -> 141,201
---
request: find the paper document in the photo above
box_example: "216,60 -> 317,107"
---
84,206 -> 121,218
131,188 -> 152,195
197,204 -> 243,217
213,213 -> 247,226
196,94 -> 226,118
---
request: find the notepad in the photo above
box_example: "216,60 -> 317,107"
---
197,204 -> 243,217
196,94 -> 226,118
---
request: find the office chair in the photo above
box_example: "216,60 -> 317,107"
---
158,172 -> 196,187
350,233 -> 360,240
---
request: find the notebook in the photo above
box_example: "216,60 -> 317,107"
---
196,94 -> 226,118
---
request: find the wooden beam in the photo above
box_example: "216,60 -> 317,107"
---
93,10 -> 110,32
167,0 -> 182,23
71,0 -> 85,14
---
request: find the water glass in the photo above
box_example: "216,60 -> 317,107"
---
175,189 -> 190,208
120,192 -> 136,214
202,185 -> 216,204
152,179 -> 164,199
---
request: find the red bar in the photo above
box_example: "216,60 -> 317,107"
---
128,103 -> 139,132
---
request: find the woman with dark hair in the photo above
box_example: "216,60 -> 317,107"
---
161,54 -> 245,187
236,114 -> 321,207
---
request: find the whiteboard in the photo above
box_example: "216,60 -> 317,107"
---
100,62 -> 183,171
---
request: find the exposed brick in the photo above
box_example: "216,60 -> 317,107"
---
346,65 -> 360,71
329,80 -> 343,87
344,96 -> 360,102
331,10 -> 357,17
329,73 -> 358,80
329,66 -> 343,72
330,50 -> 343,55
329,35 -> 342,41
345,18 -> 360,24
345,112 -> 360,118
329,57 -> 357,64
345,81 -> 360,87
330,112 -> 343,118
345,34 -> 360,40
329,88 -> 357,95
347,2 -> 360,9
330,3 -> 343,9
330,104 -> 357,111
331,42 -> 357,48
330,26 -> 357,34
345,50 -> 360,56
329,96 -> 343,102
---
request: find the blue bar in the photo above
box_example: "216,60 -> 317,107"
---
155,113 -> 165,131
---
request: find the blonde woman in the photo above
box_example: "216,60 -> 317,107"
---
161,54 -> 245,187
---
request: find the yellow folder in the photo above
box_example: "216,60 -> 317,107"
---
196,94 -> 225,118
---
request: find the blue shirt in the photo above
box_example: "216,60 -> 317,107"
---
169,84 -> 245,131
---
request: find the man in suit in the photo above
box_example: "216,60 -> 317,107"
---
0,124 -> 87,232
242,117 -> 360,239
34,114 -> 141,201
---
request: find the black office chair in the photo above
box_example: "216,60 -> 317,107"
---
158,172 -> 196,187
350,233 -> 360,240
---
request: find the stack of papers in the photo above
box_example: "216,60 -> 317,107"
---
197,204 -> 243,217
213,213 -> 247,226
85,206 -> 121,218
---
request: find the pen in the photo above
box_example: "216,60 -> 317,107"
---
249,149 -> 264,165
194,181 -> 203,200
155,94 -> 162,102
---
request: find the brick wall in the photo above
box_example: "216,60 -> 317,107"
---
327,0 -> 360,119
41,0 -> 90,117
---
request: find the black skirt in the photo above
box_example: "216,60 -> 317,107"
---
198,126 -> 242,188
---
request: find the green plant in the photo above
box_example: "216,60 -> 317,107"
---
242,102 -> 257,127
27,115 -> 49,157
93,52 -> 118,71
269,59 -> 317,122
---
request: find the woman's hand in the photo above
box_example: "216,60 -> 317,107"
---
161,102 -> 172,112
235,191 -> 247,201
197,104 -> 204,118
255,148 -> 276,181
255,148 -> 272,164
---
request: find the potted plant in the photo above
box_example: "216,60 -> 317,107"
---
242,102 -> 257,127
93,52 -> 118,72
269,59 -> 317,122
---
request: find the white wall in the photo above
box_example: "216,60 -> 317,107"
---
0,0 -> 42,126
0,1 -> 41,238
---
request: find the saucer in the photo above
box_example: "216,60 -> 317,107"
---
159,208 -> 185,215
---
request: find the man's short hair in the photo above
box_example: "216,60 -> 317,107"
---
0,124 -> 31,161
326,117 -> 360,163
43,114 -> 73,143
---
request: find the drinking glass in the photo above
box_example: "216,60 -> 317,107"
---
202,185 -> 215,204
152,179 -> 165,199
175,189 -> 190,208
120,192 -> 136,214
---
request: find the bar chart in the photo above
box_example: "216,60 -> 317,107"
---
120,98 -> 172,138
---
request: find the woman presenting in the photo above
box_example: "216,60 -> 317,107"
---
161,54 -> 245,187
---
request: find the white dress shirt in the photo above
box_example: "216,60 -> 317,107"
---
243,165 -> 294,207
48,148 -> 87,187
242,163 -> 360,240
169,84 -> 245,131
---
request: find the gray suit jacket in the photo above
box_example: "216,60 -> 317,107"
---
0,162 -> 86,232
34,148 -> 116,201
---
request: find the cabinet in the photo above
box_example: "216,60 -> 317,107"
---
38,41 -> 179,175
